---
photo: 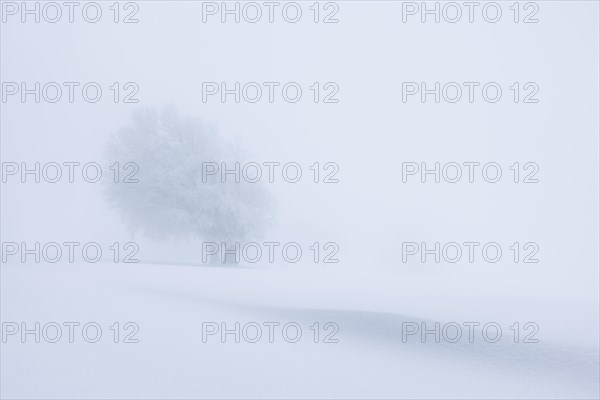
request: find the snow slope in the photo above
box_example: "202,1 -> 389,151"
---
1,262 -> 598,399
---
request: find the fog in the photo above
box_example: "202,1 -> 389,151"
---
1,1 -> 599,398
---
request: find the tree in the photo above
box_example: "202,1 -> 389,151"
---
104,107 -> 274,264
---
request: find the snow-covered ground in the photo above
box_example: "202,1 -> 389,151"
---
2,262 -> 598,399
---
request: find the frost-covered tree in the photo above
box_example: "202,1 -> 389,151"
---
104,107 -> 273,263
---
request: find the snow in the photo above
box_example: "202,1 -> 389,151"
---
2,262 -> 598,399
